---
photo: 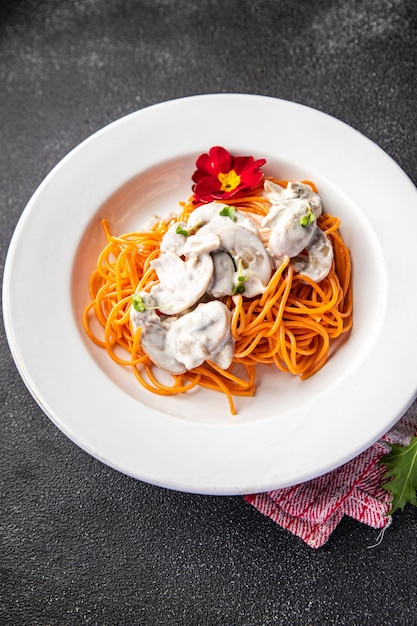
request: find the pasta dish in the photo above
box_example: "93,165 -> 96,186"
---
83,147 -> 352,414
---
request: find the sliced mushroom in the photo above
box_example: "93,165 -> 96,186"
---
291,229 -> 334,282
165,301 -> 234,371
211,336 -> 235,370
130,293 -> 186,374
131,297 -> 234,374
265,203 -> 317,260
149,251 -> 214,315
160,220 -> 221,257
182,231 -> 220,256
187,202 -> 259,235
160,221 -> 188,255
217,225 -> 272,297
264,180 -> 322,217
207,249 -> 236,298
262,179 -> 331,274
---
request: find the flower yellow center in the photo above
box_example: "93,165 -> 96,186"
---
218,169 -> 241,192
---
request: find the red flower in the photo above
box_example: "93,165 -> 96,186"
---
191,146 -> 266,204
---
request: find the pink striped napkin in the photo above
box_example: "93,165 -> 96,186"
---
245,408 -> 417,548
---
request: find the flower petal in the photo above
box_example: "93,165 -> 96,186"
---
191,147 -> 266,203
194,153 -> 215,177
193,176 -> 222,199
209,146 -> 232,173
237,157 -> 266,187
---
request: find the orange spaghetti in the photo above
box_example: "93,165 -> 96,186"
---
83,178 -> 352,414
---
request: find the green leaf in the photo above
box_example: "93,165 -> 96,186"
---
380,435 -> 417,514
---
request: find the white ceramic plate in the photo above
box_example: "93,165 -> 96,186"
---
4,94 -> 417,495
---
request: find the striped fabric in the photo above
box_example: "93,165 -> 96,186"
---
245,412 -> 417,548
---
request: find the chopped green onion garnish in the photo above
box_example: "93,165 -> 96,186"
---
299,204 -> 316,228
219,206 -> 237,221
176,225 -> 189,237
232,258 -> 248,294
232,282 -> 246,295
132,294 -> 146,312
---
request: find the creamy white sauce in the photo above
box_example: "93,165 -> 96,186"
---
166,301 -> 234,371
263,180 -> 333,281
131,297 -> 234,373
150,251 -> 213,315
131,183 -> 334,373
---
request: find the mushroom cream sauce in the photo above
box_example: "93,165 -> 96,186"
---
83,166 -> 352,415
130,180 -> 333,375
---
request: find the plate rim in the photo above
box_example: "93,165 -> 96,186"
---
3,93 -> 417,494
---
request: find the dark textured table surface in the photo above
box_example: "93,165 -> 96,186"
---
1,1 -> 417,624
